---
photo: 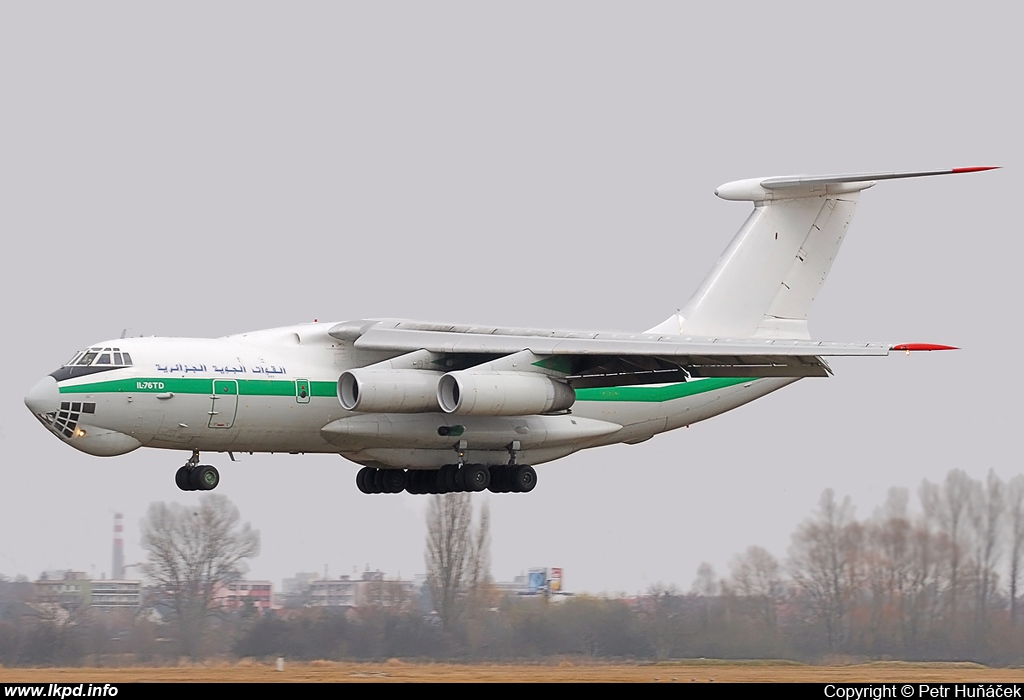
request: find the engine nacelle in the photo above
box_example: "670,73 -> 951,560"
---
437,371 -> 575,416
338,369 -> 442,413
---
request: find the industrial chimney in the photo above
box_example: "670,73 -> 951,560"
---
112,512 -> 124,580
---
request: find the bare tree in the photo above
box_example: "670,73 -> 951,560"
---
729,545 -> 784,632
465,500 -> 495,619
467,500 -> 491,592
691,562 -> 719,630
789,489 -> 863,652
920,469 -> 974,620
425,493 -> 475,632
1007,475 -> 1024,623
968,470 -> 1003,632
140,494 -> 260,658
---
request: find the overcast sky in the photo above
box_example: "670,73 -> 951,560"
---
1,3 -> 1019,595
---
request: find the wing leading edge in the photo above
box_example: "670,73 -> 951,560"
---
329,320 -> 949,388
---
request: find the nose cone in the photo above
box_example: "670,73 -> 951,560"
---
25,376 -> 59,415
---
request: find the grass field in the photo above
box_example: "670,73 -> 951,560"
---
3,660 -> 1024,683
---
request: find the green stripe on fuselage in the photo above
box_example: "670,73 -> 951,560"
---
58,376 -> 756,403
573,377 -> 753,402
58,377 -> 338,398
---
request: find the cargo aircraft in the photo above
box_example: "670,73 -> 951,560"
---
24,167 -> 994,495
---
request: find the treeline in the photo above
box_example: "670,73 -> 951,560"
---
5,468 -> 1024,666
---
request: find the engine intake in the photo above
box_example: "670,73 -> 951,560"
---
338,369 -> 442,413
437,371 -> 575,416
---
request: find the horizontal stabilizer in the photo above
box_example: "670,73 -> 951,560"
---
715,166 -> 998,202
761,167 -> 998,190
891,343 -> 959,352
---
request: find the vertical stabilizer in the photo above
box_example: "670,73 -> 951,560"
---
648,168 -> 997,339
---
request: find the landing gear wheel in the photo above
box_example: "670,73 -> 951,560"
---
487,466 -> 502,493
511,464 -> 537,493
382,469 -> 407,494
175,466 -> 191,491
464,464 -> 490,492
440,464 -> 458,493
356,467 -> 376,494
191,465 -> 220,491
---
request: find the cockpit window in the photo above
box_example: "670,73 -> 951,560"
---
76,352 -> 98,366
65,348 -> 133,367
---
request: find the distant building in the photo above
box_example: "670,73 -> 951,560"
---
35,571 -> 90,608
215,580 -> 273,612
90,579 -> 142,609
35,570 -> 142,610
283,568 -> 416,611
282,571 -> 320,596
494,567 -> 570,597
309,576 -> 359,608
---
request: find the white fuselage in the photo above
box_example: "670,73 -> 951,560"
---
25,323 -> 796,470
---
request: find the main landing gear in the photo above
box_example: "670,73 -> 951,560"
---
174,450 -> 220,491
354,463 -> 537,495
356,440 -> 537,495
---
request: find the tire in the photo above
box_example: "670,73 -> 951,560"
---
356,467 -> 375,494
404,470 -> 419,494
464,464 -> 490,492
511,464 -> 537,493
487,466 -> 502,493
382,469 -> 407,494
441,464 -> 458,493
192,464 -> 220,491
175,466 -> 191,491
372,468 -> 385,494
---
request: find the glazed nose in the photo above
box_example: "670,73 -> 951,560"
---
25,376 -> 59,415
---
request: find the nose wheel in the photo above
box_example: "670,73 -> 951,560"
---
175,451 -> 220,491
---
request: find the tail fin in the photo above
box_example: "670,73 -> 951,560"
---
649,167 -> 997,339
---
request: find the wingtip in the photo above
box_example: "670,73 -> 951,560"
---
951,166 -> 1000,173
892,343 -> 959,352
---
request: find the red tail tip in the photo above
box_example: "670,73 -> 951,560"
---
892,343 -> 959,352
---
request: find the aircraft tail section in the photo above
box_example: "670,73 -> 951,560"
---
648,167 -> 997,339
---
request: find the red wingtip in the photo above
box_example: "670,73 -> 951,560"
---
951,166 -> 1000,173
892,343 -> 959,352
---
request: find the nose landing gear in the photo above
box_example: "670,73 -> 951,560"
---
174,450 -> 220,491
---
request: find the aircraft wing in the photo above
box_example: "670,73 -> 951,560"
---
330,320 -> 949,387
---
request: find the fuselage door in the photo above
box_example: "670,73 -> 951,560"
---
295,378 -> 311,404
209,379 -> 238,429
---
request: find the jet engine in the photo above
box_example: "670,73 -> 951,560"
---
436,371 -> 575,416
338,369 -> 442,413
